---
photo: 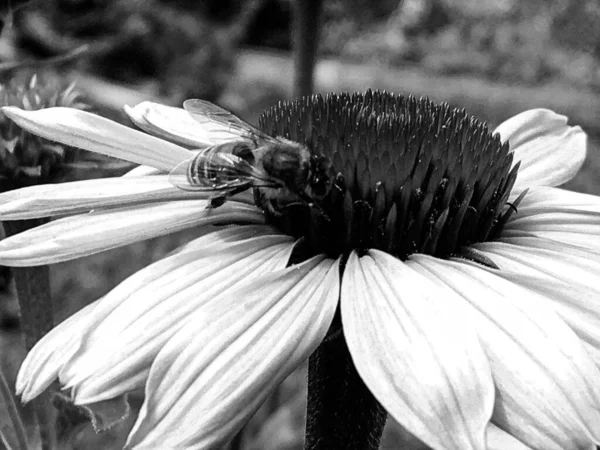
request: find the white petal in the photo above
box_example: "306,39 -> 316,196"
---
61,231 -> 296,403
486,424 -> 534,450
473,237 -> 600,369
123,165 -> 163,177
124,102 -> 214,148
1,107 -> 193,171
504,191 -> 600,252
125,256 -> 339,449
0,201 -> 264,266
510,186 -> 600,217
17,226 -> 278,404
472,237 -> 600,293
480,268 -> 600,370
493,109 -> 586,190
16,300 -> 99,402
507,228 -> 600,254
507,213 -> 600,239
411,255 -> 600,450
0,176 -> 204,219
177,224 -> 285,252
342,250 -> 494,450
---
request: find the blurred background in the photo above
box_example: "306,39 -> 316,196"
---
0,0 -> 599,448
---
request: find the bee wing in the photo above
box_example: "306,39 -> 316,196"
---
168,149 -> 280,192
183,99 -> 280,146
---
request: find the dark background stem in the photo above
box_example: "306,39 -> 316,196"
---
2,218 -> 55,450
292,0 -> 323,98
304,331 -> 388,450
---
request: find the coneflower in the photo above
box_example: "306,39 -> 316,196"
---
0,90 -> 596,450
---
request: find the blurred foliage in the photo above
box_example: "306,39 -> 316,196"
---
0,72 -> 87,189
12,0 -> 239,103
7,0 -> 599,95
321,0 -> 600,90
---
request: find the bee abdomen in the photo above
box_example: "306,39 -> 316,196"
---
188,150 -> 212,186
187,142 -> 255,187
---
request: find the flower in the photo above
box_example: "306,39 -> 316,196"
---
0,90 -> 598,450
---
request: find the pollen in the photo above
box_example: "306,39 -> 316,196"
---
258,90 -> 524,263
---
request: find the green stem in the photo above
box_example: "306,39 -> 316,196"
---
2,219 -> 55,450
304,331 -> 387,449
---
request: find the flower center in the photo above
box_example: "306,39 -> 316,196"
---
257,90 -> 524,264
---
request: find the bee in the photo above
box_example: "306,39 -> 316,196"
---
169,99 -> 331,216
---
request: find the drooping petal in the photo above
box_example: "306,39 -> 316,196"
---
472,237 -> 600,368
503,189 -> 600,252
493,109 -> 586,190
411,255 -> 600,450
124,102 -> 214,148
472,237 -> 600,293
476,266 -> 600,370
486,424 -> 534,450
16,300 -> 99,402
0,201 -> 264,266
175,224 -> 283,252
1,107 -> 193,171
16,225 -> 279,404
123,165 -> 163,177
341,250 -> 494,450
61,231 -> 296,404
125,256 -> 339,449
0,176 -> 206,219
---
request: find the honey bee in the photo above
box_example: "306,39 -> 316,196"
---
169,99 -> 331,215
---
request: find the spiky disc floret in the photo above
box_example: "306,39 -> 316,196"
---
0,72 -> 87,189
259,90 -> 524,262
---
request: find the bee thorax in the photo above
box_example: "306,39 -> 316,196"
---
260,142 -> 311,188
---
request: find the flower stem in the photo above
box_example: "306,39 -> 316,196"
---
2,218 -> 55,450
304,331 -> 387,449
3,219 -> 54,350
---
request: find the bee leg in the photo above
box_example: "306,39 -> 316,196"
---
296,190 -> 330,221
207,186 -> 250,210
254,188 -> 279,216
207,195 -> 227,209
265,200 -> 283,217
253,187 -> 262,206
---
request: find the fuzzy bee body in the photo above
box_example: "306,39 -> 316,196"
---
169,100 -> 331,212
